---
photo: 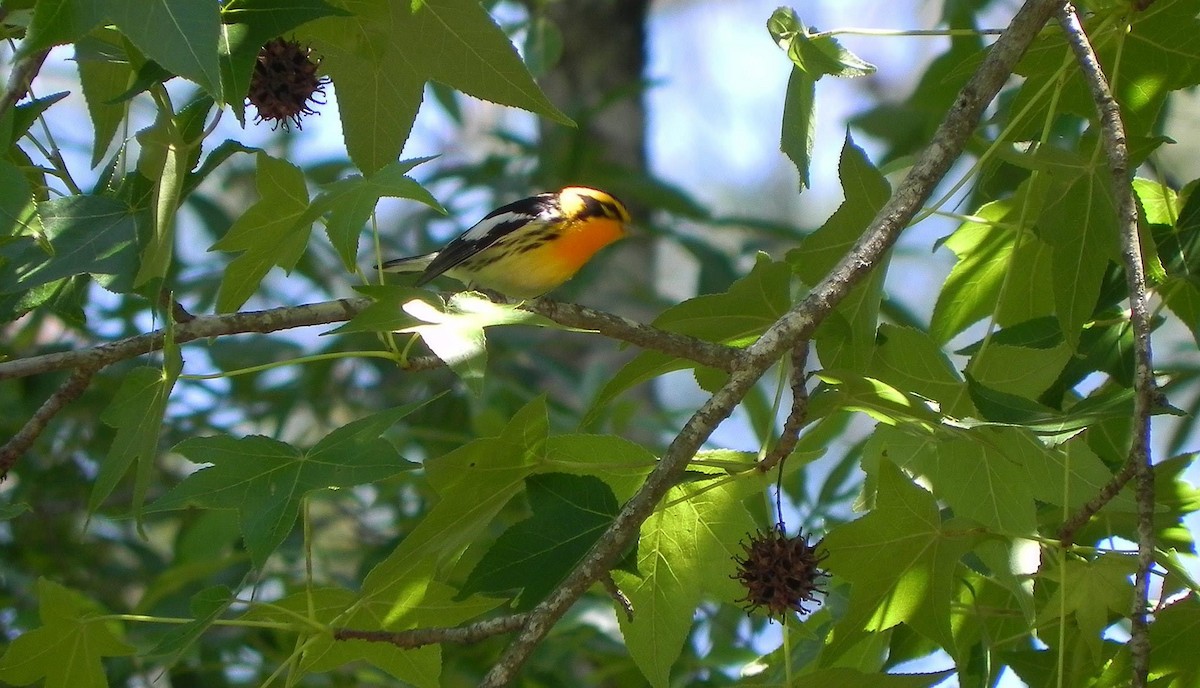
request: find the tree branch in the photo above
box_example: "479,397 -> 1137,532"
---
0,298 -> 378,381
1053,5 -> 1156,685
1058,459 -> 1136,544
757,340 -> 810,474
526,297 -> 740,372
0,366 -> 96,478
481,0 -> 1063,683
0,47 -> 48,120
333,613 -> 529,649
0,294 -> 741,475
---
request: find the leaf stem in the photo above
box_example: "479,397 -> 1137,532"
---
178,350 -> 403,380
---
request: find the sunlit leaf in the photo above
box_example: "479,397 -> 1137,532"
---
0,579 -> 134,688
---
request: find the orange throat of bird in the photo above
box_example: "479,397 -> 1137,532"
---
548,217 -> 626,274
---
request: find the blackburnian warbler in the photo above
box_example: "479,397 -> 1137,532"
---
380,187 -> 630,298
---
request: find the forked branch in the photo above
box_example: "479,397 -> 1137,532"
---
1054,4 -> 1156,686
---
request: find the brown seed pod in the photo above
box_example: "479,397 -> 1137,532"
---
731,525 -> 827,620
247,37 -> 328,130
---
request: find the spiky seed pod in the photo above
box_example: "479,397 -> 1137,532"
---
247,38 -> 327,130
732,525 -> 827,620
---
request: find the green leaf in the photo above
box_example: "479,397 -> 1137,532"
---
0,502 -> 30,520
788,135 -> 890,370
0,195 -> 138,293
299,158 -> 443,270
878,424 -> 1037,535
181,139 -> 261,199
781,669 -> 953,687
614,470 -> 756,688
211,152 -> 311,312
0,158 -> 38,239
652,253 -> 792,343
0,579 -> 134,688
4,93 -> 70,147
1024,437 -> 1131,511
146,585 -> 234,663
768,7 -> 876,79
300,0 -> 570,172
1036,555 -> 1135,661
931,197 -> 1041,343
1012,0 -> 1200,139
781,66 -> 816,189
967,341 -> 1074,400
398,291 -> 558,396
868,324 -> 974,419
75,29 -> 133,167
23,0 -> 222,98
823,460 -> 977,657
1149,593 -> 1200,687
965,371 -> 1062,424
150,402 -> 428,566
355,397 -> 549,628
327,285 -> 440,334
458,473 -> 619,610
1161,276 -> 1200,346
1037,165 -> 1120,346
541,434 -> 656,502
808,371 -> 945,430
132,97 -> 211,287
788,136 -> 889,282
245,586 -> 447,688
92,346 -> 182,516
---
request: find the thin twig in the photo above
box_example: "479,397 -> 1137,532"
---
0,366 -> 97,478
601,573 -> 634,622
526,297 -> 741,372
1,297 -> 739,382
1054,5 -> 1156,686
0,298 -> 379,381
0,48 -> 48,120
333,613 -> 529,649
1058,460 -> 1136,545
758,340 -> 811,474
0,294 -> 744,477
481,1 -> 1063,683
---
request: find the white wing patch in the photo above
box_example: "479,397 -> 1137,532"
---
459,211 -> 536,242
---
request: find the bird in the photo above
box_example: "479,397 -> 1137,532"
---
379,186 -> 631,298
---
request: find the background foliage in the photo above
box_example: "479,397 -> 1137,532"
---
1,0 -> 1199,686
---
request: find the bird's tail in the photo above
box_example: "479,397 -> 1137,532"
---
377,253 -> 436,273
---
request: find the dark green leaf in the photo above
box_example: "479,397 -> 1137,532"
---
92,346 -> 182,516
23,0 -> 222,97
0,195 -> 138,293
0,158 -> 37,238
147,585 -> 234,662
151,402 -> 430,566
458,473 -> 619,610
781,67 -> 816,189
211,153 -> 310,312
75,29 -> 133,167
299,158 -> 443,270
788,135 -> 890,370
299,0 -> 570,171
354,398 -> 549,627
0,579 -> 134,687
